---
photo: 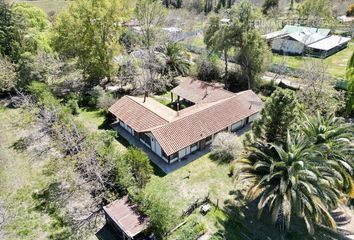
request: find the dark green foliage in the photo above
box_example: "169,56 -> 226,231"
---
196,54 -> 220,81
116,147 -> 153,190
52,0 -> 130,81
346,52 -> 354,115
262,0 -> 278,14
169,216 -> 207,240
163,42 -> 190,76
0,0 -> 24,62
239,113 -> 354,235
204,16 -> 233,84
66,99 -> 79,115
119,29 -> 141,53
134,190 -> 178,238
251,88 -> 299,144
0,55 -> 17,92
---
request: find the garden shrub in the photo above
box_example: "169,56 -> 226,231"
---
168,215 -> 207,240
211,132 -> 243,162
196,54 -> 221,81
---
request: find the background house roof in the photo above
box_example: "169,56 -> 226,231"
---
262,25 -> 331,42
151,90 -> 263,155
171,77 -> 235,104
282,25 -> 330,36
288,31 -> 326,45
307,35 -> 351,51
103,196 -> 148,238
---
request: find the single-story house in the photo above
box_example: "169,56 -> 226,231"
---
263,25 -> 351,57
109,78 -> 263,165
103,196 -> 149,240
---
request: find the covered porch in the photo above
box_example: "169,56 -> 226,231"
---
111,123 -> 210,174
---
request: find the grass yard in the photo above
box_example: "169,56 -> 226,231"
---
272,41 -> 354,79
10,0 -> 69,14
144,153 -> 237,216
75,108 -> 127,152
0,106 -> 55,240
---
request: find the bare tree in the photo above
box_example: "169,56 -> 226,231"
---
297,59 -> 345,114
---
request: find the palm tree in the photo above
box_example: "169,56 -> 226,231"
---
301,113 -> 354,197
161,42 -> 190,76
238,133 -> 341,235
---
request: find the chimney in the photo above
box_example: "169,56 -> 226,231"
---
143,91 -> 148,103
249,103 -> 253,109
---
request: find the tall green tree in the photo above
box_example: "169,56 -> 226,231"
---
204,16 -> 233,85
12,3 -> 52,53
162,42 -> 190,76
346,52 -> 354,115
299,0 -> 332,27
229,1 -> 271,89
239,134 -> 340,235
135,0 -> 166,52
251,88 -> 299,144
118,147 -> 153,189
301,113 -> 354,196
239,113 -> 354,235
0,0 -> 24,62
52,0 -> 130,81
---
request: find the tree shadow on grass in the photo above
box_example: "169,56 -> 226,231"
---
11,136 -> 33,152
219,190 -> 351,240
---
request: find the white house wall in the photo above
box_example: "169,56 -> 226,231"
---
272,38 -> 304,54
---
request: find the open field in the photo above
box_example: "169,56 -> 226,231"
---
272,41 -> 354,79
9,0 -> 69,13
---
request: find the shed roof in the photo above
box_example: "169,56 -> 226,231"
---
171,78 -> 235,104
307,35 -> 351,51
103,196 -> 148,238
151,90 -> 263,155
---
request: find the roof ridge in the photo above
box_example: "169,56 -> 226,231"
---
152,95 -> 238,132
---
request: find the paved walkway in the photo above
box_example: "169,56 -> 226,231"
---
112,123 -> 210,174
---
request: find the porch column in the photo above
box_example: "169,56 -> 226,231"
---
171,92 -> 173,103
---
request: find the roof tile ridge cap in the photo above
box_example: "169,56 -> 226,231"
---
157,95 -> 238,126
126,95 -> 175,122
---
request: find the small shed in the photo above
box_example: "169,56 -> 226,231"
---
103,197 -> 149,240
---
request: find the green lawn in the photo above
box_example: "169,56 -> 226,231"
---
272,41 -> 354,79
145,154 -> 236,215
151,91 -> 172,106
75,108 -> 127,152
11,0 -> 69,13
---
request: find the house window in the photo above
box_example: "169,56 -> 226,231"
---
140,133 -> 151,147
191,142 -> 198,152
169,152 -> 178,161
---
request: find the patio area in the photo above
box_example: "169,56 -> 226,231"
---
111,123 -> 211,174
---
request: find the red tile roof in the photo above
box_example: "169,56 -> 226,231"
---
171,77 -> 235,103
109,82 -> 263,156
151,90 -> 263,155
103,196 -> 148,238
108,96 -> 170,132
